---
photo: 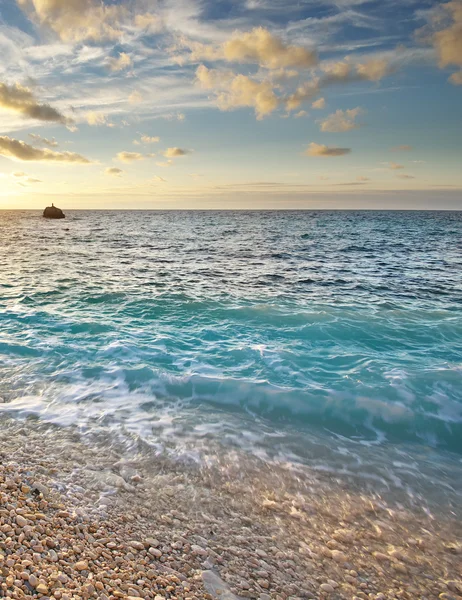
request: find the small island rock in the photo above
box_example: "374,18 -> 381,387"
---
43,203 -> 65,219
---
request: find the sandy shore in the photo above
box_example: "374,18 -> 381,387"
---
1,418 -> 461,600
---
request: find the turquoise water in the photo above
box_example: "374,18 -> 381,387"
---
1,210 -> 462,505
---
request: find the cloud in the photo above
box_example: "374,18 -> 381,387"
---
397,174 -> 415,179
140,135 -> 160,144
196,65 -> 279,119
305,142 -> 351,157
312,97 -> 326,110
105,167 -> 123,176
294,110 -> 308,118
86,112 -> 112,127
222,27 -> 317,69
163,147 -> 190,158
108,52 -> 132,72
156,160 -> 173,167
0,82 -> 70,124
29,133 -> 58,147
321,57 -> 393,84
426,1 -> 462,68
182,27 -> 317,70
11,170 -> 42,183
134,13 -> 162,33
129,91 -> 143,105
285,80 -> 320,111
357,176 -> 370,181
449,71 -> 462,84
390,162 -> 404,169
17,0 -> 127,43
153,175 -> 166,182
0,136 -> 91,163
319,107 -> 363,132
116,151 -> 144,163
391,145 -> 412,151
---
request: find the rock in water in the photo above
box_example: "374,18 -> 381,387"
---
43,204 -> 65,219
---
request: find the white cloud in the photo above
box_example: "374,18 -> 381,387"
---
390,162 -> 404,170
319,107 -> 363,132
305,142 -> 351,157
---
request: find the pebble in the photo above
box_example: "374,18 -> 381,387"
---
16,514 -> 28,527
320,583 -> 335,593
74,560 -> 89,571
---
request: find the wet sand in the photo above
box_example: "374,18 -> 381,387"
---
1,419 -> 461,600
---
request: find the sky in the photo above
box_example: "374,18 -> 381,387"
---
0,0 -> 461,209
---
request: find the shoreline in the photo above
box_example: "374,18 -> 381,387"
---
1,419 -> 461,600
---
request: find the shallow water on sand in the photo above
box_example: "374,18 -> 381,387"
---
1,210 -> 461,512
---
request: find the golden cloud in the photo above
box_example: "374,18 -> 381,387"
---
0,82 -> 70,124
0,136 -> 91,163
305,142 -> 351,157
390,162 -> 404,170
449,70 -> 462,84
183,27 -> 316,70
432,1 -> 462,68
116,151 -> 144,163
319,107 -> 363,132
86,112 -> 112,127
196,65 -> 279,120
163,148 -> 190,158
105,167 -> 123,176
108,52 -> 132,72
17,0 -> 126,43
285,80 -> 320,111
29,133 -> 58,147
312,97 -> 326,110
391,145 -> 413,151
222,27 -> 317,69
321,58 -> 392,84
141,135 -> 160,144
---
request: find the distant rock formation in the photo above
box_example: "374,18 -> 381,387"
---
43,203 -> 65,219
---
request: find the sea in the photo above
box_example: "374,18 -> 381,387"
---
1,210 -> 461,514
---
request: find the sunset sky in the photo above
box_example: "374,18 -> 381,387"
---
0,0 -> 461,209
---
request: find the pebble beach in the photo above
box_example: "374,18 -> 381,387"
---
1,419 -> 461,600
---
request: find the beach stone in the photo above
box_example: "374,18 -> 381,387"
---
74,560 -> 89,571
202,570 -> 242,600
331,550 -> 347,563
16,515 -> 28,527
192,544 -> 208,556
129,541 -> 145,551
36,583 -> 49,594
28,574 -> 39,587
320,583 -> 335,593
149,547 -> 162,557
